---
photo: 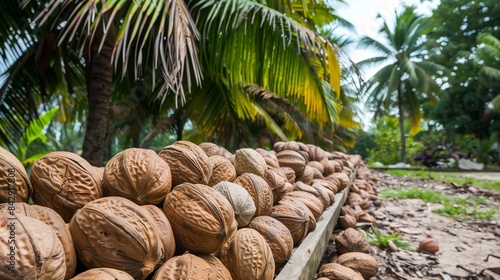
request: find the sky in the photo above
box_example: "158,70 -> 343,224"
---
334,0 -> 439,128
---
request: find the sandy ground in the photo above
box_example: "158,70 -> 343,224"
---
372,173 -> 500,279
322,171 -> 500,280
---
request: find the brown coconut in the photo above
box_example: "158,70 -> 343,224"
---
277,150 -> 307,177
219,228 -> 275,280
199,142 -> 232,158
0,146 -> 32,203
0,203 -> 77,279
317,263 -> 364,280
297,165 -> 315,185
30,151 -> 103,222
0,212 -> 66,280
313,178 -> 339,194
419,237 -> 439,254
152,253 -> 219,280
294,181 -> 330,209
280,191 -> 324,220
337,252 -> 378,279
270,203 -> 312,246
280,166 -> 296,183
208,155 -> 237,186
142,205 -> 176,267
70,268 -> 134,280
335,228 -> 370,254
248,216 -> 294,269
234,148 -> 268,177
199,255 -> 233,280
69,197 -> 162,280
265,168 -> 289,204
163,183 -> 237,255
327,172 -> 350,191
306,144 -> 326,162
158,141 -> 212,186
103,148 -> 172,205
233,173 -> 273,217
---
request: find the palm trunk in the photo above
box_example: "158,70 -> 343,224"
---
81,18 -> 116,166
397,85 -> 406,163
176,108 -> 185,141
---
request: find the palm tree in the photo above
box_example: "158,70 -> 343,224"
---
477,32 -> 500,114
2,0 -> 346,165
358,6 -> 445,163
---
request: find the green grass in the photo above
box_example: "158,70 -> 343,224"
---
379,187 -> 499,220
365,225 -> 415,251
385,170 -> 500,193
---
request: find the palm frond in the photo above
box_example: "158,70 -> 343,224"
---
358,36 -> 394,57
31,0 -> 202,103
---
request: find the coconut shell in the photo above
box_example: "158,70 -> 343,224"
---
337,252 -> 378,279
209,155 -> 237,186
103,148 -> 172,205
280,191 -> 324,220
317,263 -> 364,280
199,142 -> 232,158
30,151 -> 103,222
306,145 -> 326,162
234,148 -> 268,177
30,205 -> 77,279
280,167 -> 296,183
419,237 -> 439,254
213,181 -> 256,227
69,197 -> 161,280
277,150 -> 307,177
152,253 -> 218,280
219,228 -> 275,280
142,205 -> 176,267
294,181 -> 330,209
265,168 -> 289,204
0,212 -> 66,280
297,165 -> 315,185
335,228 -> 370,254
327,172 -> 350,191
248,216 -> 294,269
269,203 -> 312,246
158,141 -> 212,186
199,255 -> 232,280
70,268 -> 134,280
163,183 -> 237,255
0,146 -> 32,203
233,173 -> 273,217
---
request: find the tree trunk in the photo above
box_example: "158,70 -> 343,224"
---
176,108 -> 184,141
398,85 -> 406,163
81,19 -> 117,166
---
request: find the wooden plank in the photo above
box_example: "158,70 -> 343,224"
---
275,168 -> 357,280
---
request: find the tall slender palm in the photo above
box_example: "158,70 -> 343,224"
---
358,6 -> 445,162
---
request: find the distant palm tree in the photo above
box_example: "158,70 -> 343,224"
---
358,6 -> 445,163
477,32 -> 500,113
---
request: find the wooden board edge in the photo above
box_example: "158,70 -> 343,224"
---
275,166 -> 358,280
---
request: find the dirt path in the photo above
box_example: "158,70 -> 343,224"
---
372,172 -> 500,279
322,171 -> 500,279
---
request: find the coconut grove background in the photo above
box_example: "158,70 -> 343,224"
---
0,0 -> 499,168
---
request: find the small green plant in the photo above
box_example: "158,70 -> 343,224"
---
0,107 -> 59,168
365,225 -> 415,251
434,199 -> 498,220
